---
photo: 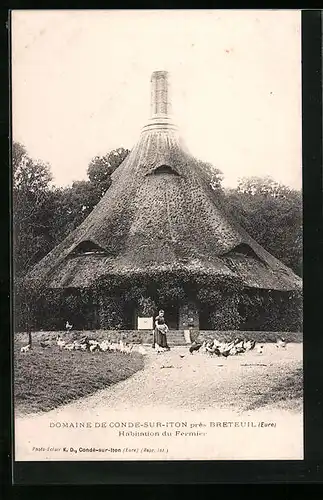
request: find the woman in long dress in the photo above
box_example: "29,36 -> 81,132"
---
156,317 -> 170,350
153,310 -> 170,351
152,309 -> 164,348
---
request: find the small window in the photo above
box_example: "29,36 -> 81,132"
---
224,243 -> 261,260
71,240 -> 106,256
231,243 -> 257,257
151,165 -> 179,176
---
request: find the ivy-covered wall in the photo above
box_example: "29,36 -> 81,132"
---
14,274 -> 302,333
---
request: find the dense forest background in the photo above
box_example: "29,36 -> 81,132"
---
12,141 -> 302,280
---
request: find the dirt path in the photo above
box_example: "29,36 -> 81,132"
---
15,344 -> 303,461
17,343 -> 303,417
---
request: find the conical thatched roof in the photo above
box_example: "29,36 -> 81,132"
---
26,71 -> 301,292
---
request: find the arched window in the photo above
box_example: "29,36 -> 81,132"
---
223,243 -> 262,261
150,165 -> 180,176
230,243 -> 258,257
70,240 -> 107,256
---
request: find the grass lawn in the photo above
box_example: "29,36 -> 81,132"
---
243,366 -> 303,413
14,343 -> 144,415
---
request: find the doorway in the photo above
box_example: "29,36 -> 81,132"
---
199,307 -> 212,330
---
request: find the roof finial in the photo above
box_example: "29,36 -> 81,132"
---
150,70 -> 172,118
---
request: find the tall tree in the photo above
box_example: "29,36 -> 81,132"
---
87,147 -> 130,196
196,159 -> 224,191
12,141 -> 54,276
236,175 -> 292,198
225,176 -> 302,276
49,181 -> 102,243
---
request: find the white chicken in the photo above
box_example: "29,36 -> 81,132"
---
64,343 -> 75,351
233,340 -> 246,354
65,321 -> 73,332
243,340 -> 256,351
20,344 -> 30,353
90,343 -> 99,353
199,341 -> 208,354
99,340 -> 110,352
256,344 -> 264,355
56,336 -> 66,350
276,338 -> 287,348
135,345 -> 147,355
73,341 -> 83,351
205,342 -> 220,356
155,344 -> 165,354
218,341 -> 234,354
40,340 -> 50,348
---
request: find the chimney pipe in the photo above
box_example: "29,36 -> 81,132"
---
150,71 -> 172,118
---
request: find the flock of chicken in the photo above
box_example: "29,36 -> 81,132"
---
20,336 -> 147,355
59,336 -> 148,354
189,337 -> 287,357
20,334 -> 287,357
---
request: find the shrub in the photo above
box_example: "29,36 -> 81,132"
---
97,297 -> 126,329
239,290 -> 302,332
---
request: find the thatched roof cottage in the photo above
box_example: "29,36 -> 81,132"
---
25,71 -> 302,332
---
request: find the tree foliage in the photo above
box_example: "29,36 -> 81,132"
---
12,142 -> 54,276
239,290 -> 302,332
87,147 -> 130,196
196,159 -> 224,191
224,176 -> 302,276
236,175 -> 292,198
49,181 -> 102,242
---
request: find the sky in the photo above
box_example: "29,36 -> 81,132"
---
11,10 -> 302,189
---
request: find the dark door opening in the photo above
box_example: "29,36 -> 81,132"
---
199,307 -> 212,330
